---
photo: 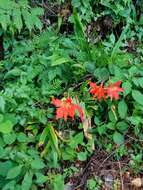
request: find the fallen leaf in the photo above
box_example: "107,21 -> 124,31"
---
82,117 -> 95,150
131,178 -> 142,187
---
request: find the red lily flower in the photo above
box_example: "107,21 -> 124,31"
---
106,81 -> 124,100
52,97 -> 84,121
89,82 -> 106,101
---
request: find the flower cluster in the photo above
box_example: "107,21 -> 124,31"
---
52,97 -> 84,121
89,81 -> 124,101
52,81 -> 124,121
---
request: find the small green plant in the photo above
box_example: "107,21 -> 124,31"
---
87,178 -> 102,190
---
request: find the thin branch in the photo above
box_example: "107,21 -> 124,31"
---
118,160 -> 124,190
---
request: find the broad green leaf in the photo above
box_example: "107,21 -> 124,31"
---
106,122 -> 116,130
0,161 -> 13,177
3,133 -> 16,145
113,132 -> 124,145
31,7 -> 44,16
116,121 -> 128,132
137,77 -> 143,88
127,116 -> 142,125
77,152 -> 87,161
50,55 -> 71,66
132,90 -> 143,105
0,0 -> 12,9
35,173 -> 48,184
52,174 -> 64,190
31,159 -> 45,169
122,81 -> 132,96
0,120 -> 14,134
2,180 -> 16,190
17,132 -> 27,143
22,171 -> 33,190
7,165 -> 22,179
118,100 -> 127,119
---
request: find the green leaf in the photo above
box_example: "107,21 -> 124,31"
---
77,152 -> 87,161
116,121 -> 128,132
48,125 -> 61,157
111,24 -> 129,57
22,171 -> 33,190
39,127 -> 49,146
0,120 -> 14,134
3,132 -> 16,145
127,116 -> 142,126
137,77 -> 143,88
7,165 -> 22,179
17,132 -> 27,142
35,173 -> 48,184
31,7 -> 44,16
2,180 -> 16,190
0,14 -> 10,30
0,161 -> 13,177
118,100 -> 127,119
13,9 -> 23,32
22,9 -> 33,32
122,81 -> 132,96
31,159 -> 45,170
4,68 -> 23,79
113,132 -> 124,145
52,174 -> 64,190
132,90 -> 143,105
0,96 -> 5,112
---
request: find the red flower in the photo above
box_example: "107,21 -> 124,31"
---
52,97 -> 84,121
89,82 -> 106,101
106,81 -> 124,100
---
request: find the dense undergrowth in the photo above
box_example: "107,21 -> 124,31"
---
0,0 -> 143,189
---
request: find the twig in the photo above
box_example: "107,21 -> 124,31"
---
118,160 -> 124,190
97,138 -> 132,171
126,134 -> 143,142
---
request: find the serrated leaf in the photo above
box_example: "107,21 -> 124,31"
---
132,90 -> 143,105
118,100 -> 127,119
7,165 -> 22,179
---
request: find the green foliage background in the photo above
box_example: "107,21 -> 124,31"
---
0,0 -> 143,189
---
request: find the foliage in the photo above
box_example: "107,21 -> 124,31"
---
0,0 -> 143,189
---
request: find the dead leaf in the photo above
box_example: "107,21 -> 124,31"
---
82,117 -> 95,150
131,178 -> 142,187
